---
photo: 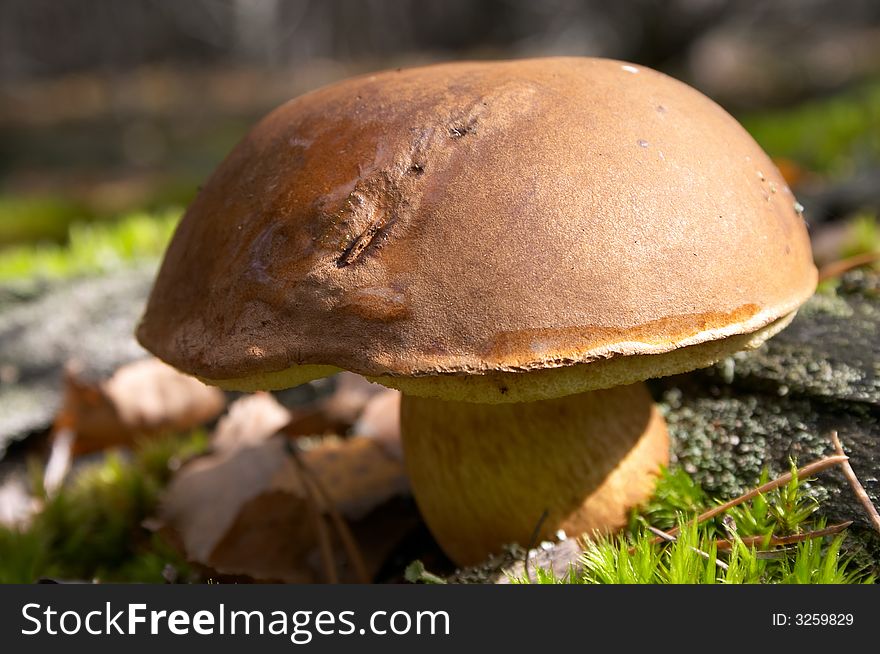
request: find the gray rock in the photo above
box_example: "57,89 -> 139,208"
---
656,269 -> 879,530
0,265 -> 157,455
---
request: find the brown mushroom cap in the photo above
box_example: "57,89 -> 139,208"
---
137,57 -> 816,402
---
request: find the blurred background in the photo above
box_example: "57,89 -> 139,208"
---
1,0 -> 879,583
2,0 -> 880,251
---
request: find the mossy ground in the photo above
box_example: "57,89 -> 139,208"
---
519,466 -> 876,584
5,437 -> 874,584
742,80 -> 880,178
442,466 -> 877,585
0,208 -> 179,283
0,432 -> 206,583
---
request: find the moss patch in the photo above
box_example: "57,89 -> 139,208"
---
0,209 -> 179,283
743,81 -> 880,176
0,432 -> 206,583
513,466 -> 876,584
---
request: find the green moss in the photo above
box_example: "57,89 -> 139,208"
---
742,81 -> 880,176
627,466 -> 707,532
0,431 -> 207,583
514,464 -> 876,584
0,528 -> 49,584
0,209 -> 180,282
0,195 -> 91,247
842,213 -> 880,258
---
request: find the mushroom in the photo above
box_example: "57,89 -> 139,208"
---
137,58 -> 817,566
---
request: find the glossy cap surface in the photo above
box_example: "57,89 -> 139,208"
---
137,57 -> 816,400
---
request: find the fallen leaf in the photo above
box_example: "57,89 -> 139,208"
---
285,372 -> 386,437
158,433 -> 413,583
211,391 -> 290,452
771,156 -> 813,188
276,436 -> 408,519
352,389 -> 401,459
55,357 -> 226,454
159,437 -> 290,566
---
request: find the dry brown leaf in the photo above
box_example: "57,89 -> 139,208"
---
277,436 -> 409,519
771,156 -> 813,187
353,389 -> 401,459
158,433 -> 412,583
321,373 -> 387,421
55,357 -> 225,454
211,391 -> 291,452
285,372 -> 386,437
208,486 -> 318,583
159,437 -> 290,565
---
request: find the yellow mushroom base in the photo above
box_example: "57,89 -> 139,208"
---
400,382 -> 669,566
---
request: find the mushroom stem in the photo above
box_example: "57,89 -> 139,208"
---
400,383 -> 669,566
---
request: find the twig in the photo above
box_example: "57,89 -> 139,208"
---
646,525 -> 729,571
716,515 -> 788,559
635,521 -> 851,559
291,451 -> 338,583
830,431 -> 880,535
658,454 -> 848,543
289,443 -> 371,584
817,251 -> 880,282
713,521 -> 852,552
523,509 -> 549,582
